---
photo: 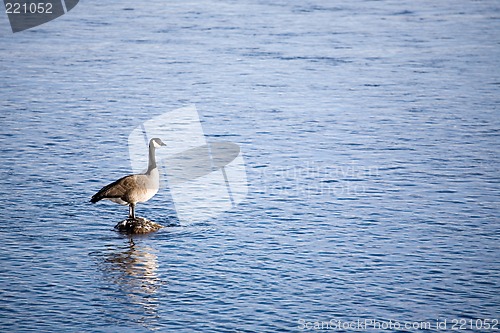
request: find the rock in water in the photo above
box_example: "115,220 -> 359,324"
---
114,217 -> 163,234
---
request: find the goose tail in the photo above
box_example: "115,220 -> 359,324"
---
90,191 -> 104,203
90,175 -> 131,204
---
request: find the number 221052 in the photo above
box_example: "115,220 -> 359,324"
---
451,319 -> 498,330
5,2 -> 53,14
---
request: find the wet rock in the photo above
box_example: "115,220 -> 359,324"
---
114,217 -> 163,234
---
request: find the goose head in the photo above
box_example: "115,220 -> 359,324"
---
150,138 -> 167,148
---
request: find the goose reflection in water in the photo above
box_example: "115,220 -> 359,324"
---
99,240 -> 164,330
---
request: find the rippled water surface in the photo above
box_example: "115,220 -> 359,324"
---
1,0 -> 499,332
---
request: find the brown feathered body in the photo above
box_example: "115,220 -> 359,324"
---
90,169 -> 160,205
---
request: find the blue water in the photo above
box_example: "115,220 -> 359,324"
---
1,0 -> 499,332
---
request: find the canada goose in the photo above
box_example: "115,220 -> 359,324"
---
91,138 -> 166,219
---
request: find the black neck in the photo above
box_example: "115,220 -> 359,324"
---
147,143 -> 156,173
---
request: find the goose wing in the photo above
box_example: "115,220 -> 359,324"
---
90,175 -> 138,203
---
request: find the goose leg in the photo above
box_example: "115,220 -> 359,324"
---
129,203 -> 136,219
